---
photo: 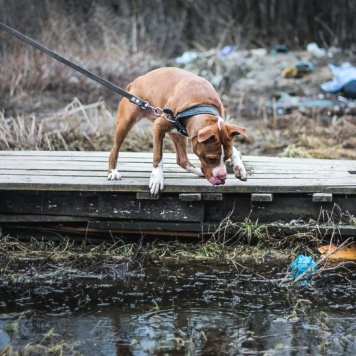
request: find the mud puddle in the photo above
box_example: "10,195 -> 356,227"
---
1,261 -> 355,355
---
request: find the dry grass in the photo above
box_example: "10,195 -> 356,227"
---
250,112 -> 356,159
0,99 -> 114,151
1,98 -> 355,159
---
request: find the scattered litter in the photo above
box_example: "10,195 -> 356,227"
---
321,63 -> 356,99
289,254 -> 318,285
175,51 -> 201,65
306,42 -> 327,58
250,48 -> 267,57
318,243 -> 356,261
274,44 -> 289,54
342,80 -> 356,99
173,46 -> 355,112
281,67 -> 298,78
268,92 -> 338,115
281,60 -> 314,78
218,45 -> 233,57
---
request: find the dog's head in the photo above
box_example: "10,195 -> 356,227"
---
192,119 -> 247,185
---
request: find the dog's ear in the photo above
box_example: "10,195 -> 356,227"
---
226,124 -> 248,138
198,125 -> 215,143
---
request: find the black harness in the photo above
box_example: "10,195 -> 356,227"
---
162,104 -> 221,137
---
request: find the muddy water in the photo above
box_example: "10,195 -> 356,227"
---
0,261 -> 355,355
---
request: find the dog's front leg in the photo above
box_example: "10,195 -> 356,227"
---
149,121 -> 166,196
168,133 -> 204,176
230,147 -> 247,181
108,102 -> 142,180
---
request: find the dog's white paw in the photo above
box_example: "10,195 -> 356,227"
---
230,147 -> 247,181
149,161 -> 164,196
186,165 -> 204,177
108,169 -> 122,180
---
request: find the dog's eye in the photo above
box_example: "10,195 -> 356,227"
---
205,156 -> 218,164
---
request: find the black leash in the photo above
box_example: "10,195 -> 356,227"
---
0,21 -> 149,109
0,22 -> 222,137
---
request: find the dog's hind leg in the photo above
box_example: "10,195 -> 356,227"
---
168,133 -> 204,177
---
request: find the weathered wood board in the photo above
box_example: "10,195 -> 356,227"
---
0,151 -> 355,238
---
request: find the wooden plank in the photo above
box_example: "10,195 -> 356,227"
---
0,151 -> 355,167
1,162 -> 354,174
0,167 -> 353,177
0,151 -> 354,238
266,223 -> 356,237
1,153 -> 354,166
0,191 -> 205,222
179,193 -> 202,201
0,177 -> 355,194
2,218 -> 356,238
251,193 -> 273,202
205,194 -> 356,223
0,174 -> 355,187
0,150 -> 350,161
0,214 -> 90,223
202,193 -> 223,201
312,193 -> 333,202
0,151 -> 355,195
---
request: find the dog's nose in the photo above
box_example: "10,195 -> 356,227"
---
213,178 -> 226,185
209,176 -> 226,185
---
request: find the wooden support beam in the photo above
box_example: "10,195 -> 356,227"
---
136,192 -> 159,200
312,193 -> 333,202
202,193 -> 223,201
179,193 -> 201,201
251,193 -> 273,202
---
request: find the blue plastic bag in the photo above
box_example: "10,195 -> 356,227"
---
290,254 -> 318,285
320,63 -> 356,93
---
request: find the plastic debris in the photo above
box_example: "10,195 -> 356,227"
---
268,92 -> 337,114
289,254 -> 318,285
250,48 -> 267,57
342,80 -> 356,98
295,61 -> 314,75
281,66 -> 298,78
218,45 -> 233,57
175,51 -> 201,64
281,60 -> 314,78
274,44 -> 289,53
318,243 -> 356,261
306,42 -> 327,58
321,63 -> 356,98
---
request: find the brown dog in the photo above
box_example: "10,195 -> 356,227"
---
108,67 -> 247,195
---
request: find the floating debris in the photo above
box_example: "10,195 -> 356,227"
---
318,243 -> 356,261
289,254 -> 318,285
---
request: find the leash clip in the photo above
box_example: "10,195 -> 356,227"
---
150,106 -> 176,122
151,106 -> 164,116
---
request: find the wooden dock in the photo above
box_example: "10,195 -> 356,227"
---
0,151 -> 355,238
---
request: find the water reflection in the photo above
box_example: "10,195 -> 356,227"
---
1,308 -> 355,354
0,262 -> 355,354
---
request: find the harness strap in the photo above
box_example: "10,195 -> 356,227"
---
176,104 -> 220,119
170,105 -> 221,136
